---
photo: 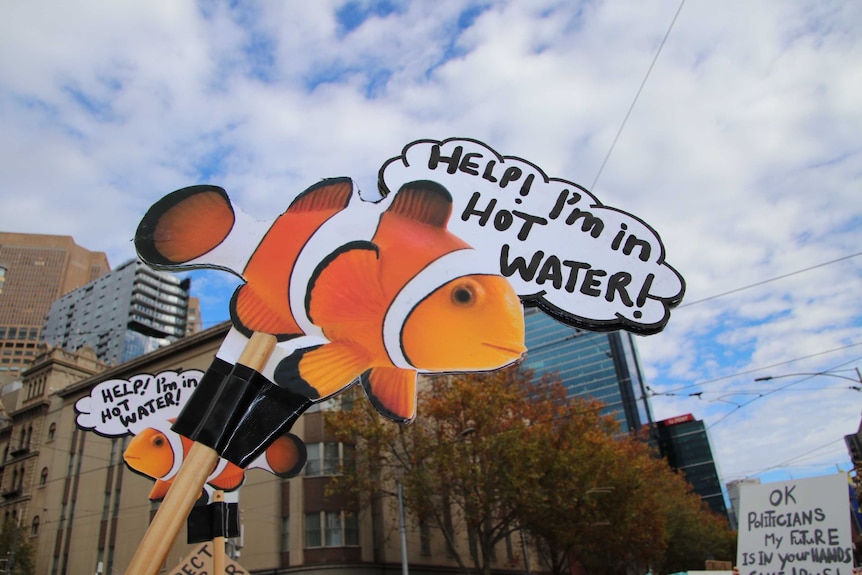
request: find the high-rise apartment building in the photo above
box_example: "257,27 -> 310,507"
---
42,259 -> 194,366
521,307 -> 654,432
0,233 -> 110,382
654,414 -> 728,517
185,296 -> 202,336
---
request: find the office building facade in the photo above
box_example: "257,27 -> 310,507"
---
654,414 -> 728,517
521,307 -> 654,432
42,259 -> 193,366
0,232 -> 109,382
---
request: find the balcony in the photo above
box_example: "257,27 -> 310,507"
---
9,445 -> 29,457
2,485 -> 21,499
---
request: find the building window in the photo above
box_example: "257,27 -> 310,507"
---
304,511 -> 358,548
305,442 -> 354,476
40,467 -> 48,486
31,515 -> 40,536
281,516 -> 290,552
47,423 -> 56,442
420,518 -> 431,556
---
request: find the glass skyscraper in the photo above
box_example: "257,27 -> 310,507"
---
521,307 -> 653,433
654,414 -> 728,517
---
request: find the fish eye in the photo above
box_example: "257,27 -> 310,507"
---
450,280 -> 479,307
152,435 -> 165,448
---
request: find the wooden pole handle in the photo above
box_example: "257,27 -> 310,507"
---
125,332 -> 277,575
213,490 -> 226,575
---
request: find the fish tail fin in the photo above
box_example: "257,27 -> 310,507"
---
261,433 -> 307,478
387,180 -> 453,228
361,367 -> 417,423
135,185 -> 236,267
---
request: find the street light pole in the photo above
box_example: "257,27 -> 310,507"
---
398,480 -> 409,575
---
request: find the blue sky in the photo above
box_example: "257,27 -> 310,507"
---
1,0 -> 861,485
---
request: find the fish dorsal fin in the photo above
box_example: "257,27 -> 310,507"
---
286,177 -> 353,214
136,185 -> 236,266
386,180 -> 453,228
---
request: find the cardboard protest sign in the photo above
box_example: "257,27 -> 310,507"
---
737,474 -> 853,575
171,542 -> 246,575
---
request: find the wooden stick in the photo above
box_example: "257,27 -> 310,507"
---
125,332 -> 277,575
213,490 -> 226,575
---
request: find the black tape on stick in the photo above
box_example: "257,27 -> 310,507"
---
187,498 -> 240,543
173,357 -> 312,468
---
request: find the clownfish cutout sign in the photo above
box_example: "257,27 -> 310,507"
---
74,370 -> 307,500
133,137 -> 683,468
123,420 -> 305,501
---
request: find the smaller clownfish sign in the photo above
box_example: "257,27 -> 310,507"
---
378,138 -> 685,333
74,370 -> 306,501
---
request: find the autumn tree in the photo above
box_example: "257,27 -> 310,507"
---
514,380 -> 670,575
328,366 -> 554,575
0,516 -> 35,575
650,472 -> 738,575
518,384 -> 737,575
326,365 -> 736,575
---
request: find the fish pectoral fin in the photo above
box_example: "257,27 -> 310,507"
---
361,367 -> 417,423
307,242 -> 385,331
210,462 -> 245,492
264,433 -> 307,478
135,185 -> 236,267
274,343 -> 367,400
149,479 -> 172,501
230,284 -> 302,338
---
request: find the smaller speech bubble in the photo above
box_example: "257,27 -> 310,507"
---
75,369 -> 203,437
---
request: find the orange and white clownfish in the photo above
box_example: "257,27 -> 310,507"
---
122,420 -> 305,500
135,178 -> 526,423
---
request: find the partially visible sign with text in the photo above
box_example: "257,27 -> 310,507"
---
737,474 -> 853,575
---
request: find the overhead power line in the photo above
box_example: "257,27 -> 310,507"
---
678,250 -> 862,308
591,0 -> 687,190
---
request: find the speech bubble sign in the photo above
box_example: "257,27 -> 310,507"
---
378,138 -> 685,334
74,369 -> 203,436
